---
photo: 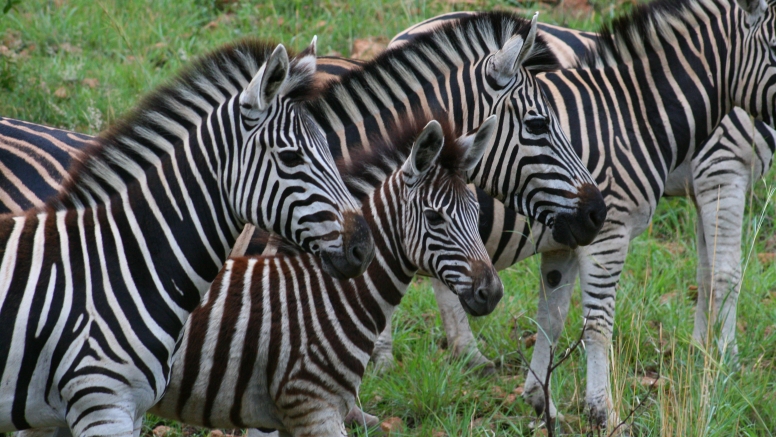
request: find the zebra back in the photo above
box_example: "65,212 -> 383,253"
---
0,118 -> 91,214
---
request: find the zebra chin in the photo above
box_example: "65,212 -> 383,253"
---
317,211 -> 375,279
454,260 -> 504,317
550,183 -> 606,249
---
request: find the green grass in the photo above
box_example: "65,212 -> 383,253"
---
2,1 -> 776,436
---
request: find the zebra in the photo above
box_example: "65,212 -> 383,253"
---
0,38 -> 375,437
365,0 -> 776,428
21,118 -> 504,437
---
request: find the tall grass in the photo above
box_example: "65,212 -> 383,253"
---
2,1 -> 775,435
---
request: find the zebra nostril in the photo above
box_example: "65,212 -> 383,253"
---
476,287 -> 487,303
588,207 -> 605,228
350,245 -> 365,264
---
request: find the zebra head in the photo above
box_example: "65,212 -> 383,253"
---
467,13 -> 607,249
732,0 -> 776,127
402,118 -> 504,316
236,40 -> 374,279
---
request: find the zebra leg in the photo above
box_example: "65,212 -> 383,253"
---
371,323 -> 395,372
693,211 -> 714,350
283,408 -> 347,437
432,277 -> 495,374
578,238 -> 629,429
691,169 -> 748,361
523,250 -> 578,422
343,405 -> 380,429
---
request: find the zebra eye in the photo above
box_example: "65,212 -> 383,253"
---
423,210 -> 445,227
525,117 -> 549,135
278,150 -> 305,167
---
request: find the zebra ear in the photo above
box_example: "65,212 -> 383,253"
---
489,12 -> 539,86
403,120 -> 445,178
458,115 -> 497,172
293,35 -> 318,78
735,0 -> 767,26
240,44 -> 290,116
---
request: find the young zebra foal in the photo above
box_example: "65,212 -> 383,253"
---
140,118 -> 502,436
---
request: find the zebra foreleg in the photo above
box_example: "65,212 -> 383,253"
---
371,324 -> 396,373
578,239 -> 629,430
13,404 -> 141,437
432,278 -> 495,375
523,250 -> 577,423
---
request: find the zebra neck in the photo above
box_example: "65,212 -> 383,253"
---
312,41 -> 493,162
28,95 -> 245,306
359,175 -> 416,313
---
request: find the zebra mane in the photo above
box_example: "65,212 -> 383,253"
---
339,118 -> 468,201
51,38 -> 317,208
310,11 -> 559,111
579,0 -> 718,68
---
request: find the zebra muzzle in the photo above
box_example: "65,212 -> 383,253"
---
457,259 -> 504,317
551,182 -> 606,248
319,211 -> 375,280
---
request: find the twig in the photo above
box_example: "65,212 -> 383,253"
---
606,375 -> 659,437
515,313 -> 590,437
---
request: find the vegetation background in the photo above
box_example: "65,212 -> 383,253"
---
1,0 -> 774,435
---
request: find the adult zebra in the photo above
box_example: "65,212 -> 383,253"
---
373,0 -> 776,428
0,38 -> 375,436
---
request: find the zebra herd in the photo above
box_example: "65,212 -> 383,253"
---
0,0 -> 774,434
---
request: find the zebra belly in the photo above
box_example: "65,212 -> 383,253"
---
663,160 -> 694,197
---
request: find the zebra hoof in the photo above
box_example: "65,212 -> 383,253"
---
344,406 -> 380,429
371,353 -> 396,374
475,360 -> 497,377
464,353 -> 496,376
587,403 -> 610,431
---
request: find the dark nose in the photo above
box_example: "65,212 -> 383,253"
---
579,183 -> 606,233
459,260 -> 504,316
551,183 -> 606,248
349,237 -> 368,265
320,211 -> 375,280
343,213 -> 375,271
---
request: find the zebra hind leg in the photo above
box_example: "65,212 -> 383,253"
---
432,278 -> 496,375
523,250 -> 577,424
691,171 -> 748,363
